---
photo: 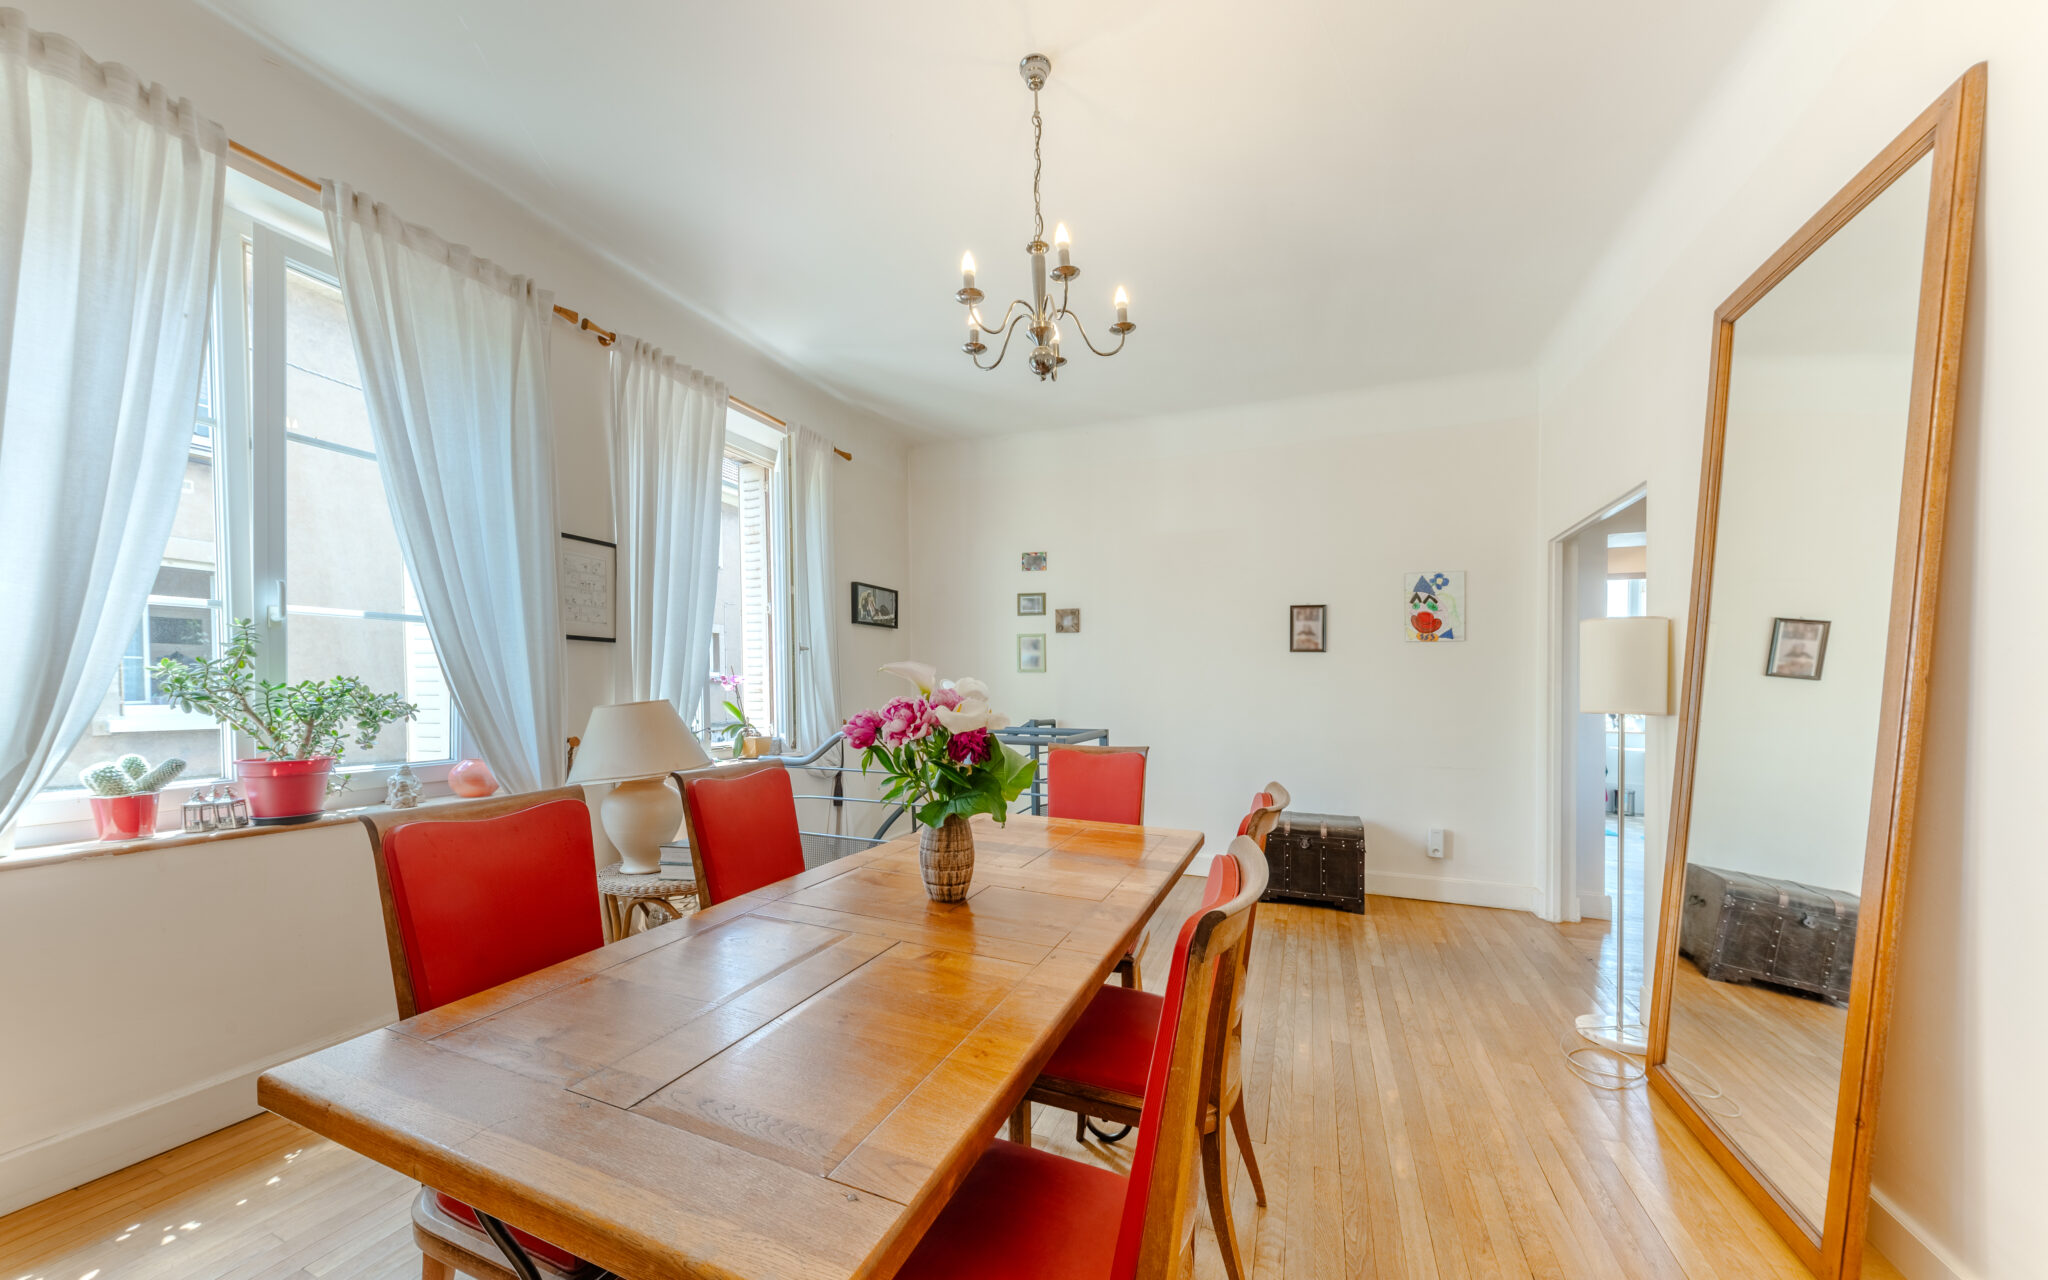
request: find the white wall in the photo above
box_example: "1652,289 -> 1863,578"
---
1535,2 -> 2045,1274
0,826 -> 397,1215
909,372 -> 1544,902
0,0 -> 919,1211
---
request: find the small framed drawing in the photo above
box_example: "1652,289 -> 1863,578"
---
1765,618 -> 1830,680
1017,592 -> 1047,616
851,582 -> 899,628
1018,633 -> 1047,673
1290,604 -> 1326,653
1021,551 -> 1048,572
560,533 -> 617,642
1055,608 -> 1080,633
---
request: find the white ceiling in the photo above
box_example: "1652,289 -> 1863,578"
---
197,0 -> 1780,437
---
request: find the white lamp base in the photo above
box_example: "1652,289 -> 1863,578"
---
600,776 -> 681,875
1574,1011 -> 1649,1056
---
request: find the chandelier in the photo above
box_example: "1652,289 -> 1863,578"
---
956,53 -> 1133,381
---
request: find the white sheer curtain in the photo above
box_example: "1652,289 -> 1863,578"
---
322,183 -> 563,794
786,425 -> 841,751
606,336 -> 726,723
0,13 -> 225,831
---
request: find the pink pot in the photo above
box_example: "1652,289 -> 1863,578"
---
236,757 -> 336,824
89,793 -> 160,842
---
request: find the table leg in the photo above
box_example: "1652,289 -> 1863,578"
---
475,1211 -> 544,1280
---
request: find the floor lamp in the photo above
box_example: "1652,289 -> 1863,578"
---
1576,616 -> 1671,1055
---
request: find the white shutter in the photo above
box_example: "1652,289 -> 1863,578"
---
738,461 -> 774,735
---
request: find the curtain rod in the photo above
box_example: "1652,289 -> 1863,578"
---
227,140 -> 851,462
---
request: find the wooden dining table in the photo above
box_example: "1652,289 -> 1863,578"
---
258,813 -> 1203,1280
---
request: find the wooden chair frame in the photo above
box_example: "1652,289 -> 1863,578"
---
1012,835 -> 1274,1280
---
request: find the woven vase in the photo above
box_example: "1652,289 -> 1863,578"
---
918,814 -> 976,902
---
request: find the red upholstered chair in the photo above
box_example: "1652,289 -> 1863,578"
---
1010,829 -> 1273,1280
897,835 -> 1266,1280
358,789 -> 607,1280
1236,784 -> 1287,851
1047,744 -> 1149,825
676,761 -> 809,907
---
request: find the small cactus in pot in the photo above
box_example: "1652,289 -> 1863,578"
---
79,753 -> 187,841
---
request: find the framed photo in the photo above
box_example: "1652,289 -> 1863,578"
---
1021,551 -> 1048,572
851,582 -> 899,629
1290,604 -> 1327,653
1765,617 -> 1830,680
559,533 -> 617,642
1055,608 -> 1080,634
1404,570 -> 1467,642
1017,633 -> 1047,673
1017,591 -> 1047,616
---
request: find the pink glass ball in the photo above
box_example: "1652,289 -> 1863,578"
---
447,758 -> 499,798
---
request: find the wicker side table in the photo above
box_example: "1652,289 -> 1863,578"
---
596,861 -> 697,941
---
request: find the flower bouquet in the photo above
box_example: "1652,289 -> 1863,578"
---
844,662 -> 1037,901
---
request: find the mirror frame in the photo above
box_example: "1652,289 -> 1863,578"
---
1647,64 -> 1984,1280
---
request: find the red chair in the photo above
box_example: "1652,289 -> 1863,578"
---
1014,823 -> 1276,1280
677,761 -> 807,907
897,836 -> 1266,1280
359,789 -> 607,1280
1047,744 -> 1149,825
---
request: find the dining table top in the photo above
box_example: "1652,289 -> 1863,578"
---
258,812 -> 1204,1280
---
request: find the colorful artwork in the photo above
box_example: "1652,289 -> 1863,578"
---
1405,571 -> 1466,642
1021,551 -> 1048,571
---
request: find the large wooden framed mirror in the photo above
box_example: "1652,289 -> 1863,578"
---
1647,66 -> 1984,1279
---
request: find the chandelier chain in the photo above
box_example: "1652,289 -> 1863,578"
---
1031,90 -> 1044,242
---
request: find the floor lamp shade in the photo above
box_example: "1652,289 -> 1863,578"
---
1580,617 -> 1671,715
567,701 -> 712,875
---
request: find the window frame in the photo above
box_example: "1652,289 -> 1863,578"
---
4,201 -> 472,851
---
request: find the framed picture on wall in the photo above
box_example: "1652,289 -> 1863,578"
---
1290,604 -> 1326,653
851,582 -> 899,628
1017,592 -> 1046,615
1055,608 -> 1080,633
1021,551 -> 1048,571
560,533 -> 617,642
1765,617 -> 1830,679
1018,633 -> 1047,673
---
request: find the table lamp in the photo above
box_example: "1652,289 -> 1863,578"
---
1577,615 -> 1671,1054
567,700 -> 711,874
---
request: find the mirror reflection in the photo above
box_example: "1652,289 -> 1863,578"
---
1666,152 -> 1932,1235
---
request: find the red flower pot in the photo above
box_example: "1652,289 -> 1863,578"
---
89,793 -> 160,841
236,757 -> 336,824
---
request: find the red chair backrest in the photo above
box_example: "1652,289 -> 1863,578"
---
380,797 -> 603,1014
1048,746 -> 1148,825
1108,841 -> 1259,1279
680,763 -> 806,906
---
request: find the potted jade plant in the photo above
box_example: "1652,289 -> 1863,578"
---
153,619 -> 419,824
79,753 -> 187,841
842,662 -> 1036,901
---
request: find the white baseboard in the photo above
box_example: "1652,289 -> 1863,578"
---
1868,1191 -> 1972,1280
1579,891 -> 1614,920
1362,869 -> 1540,913
0,1015 -> 390,1218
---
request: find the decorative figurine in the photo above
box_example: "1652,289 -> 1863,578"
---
385,763 -> 423,809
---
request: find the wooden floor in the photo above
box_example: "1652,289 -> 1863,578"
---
0,886 -> 1901,1280
1666,958 -> 1848,1234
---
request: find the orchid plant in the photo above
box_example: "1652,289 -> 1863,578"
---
844,662 -> 1037,829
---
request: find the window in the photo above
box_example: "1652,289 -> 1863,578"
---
12,191 -> 464,845
707,408 -> 786,746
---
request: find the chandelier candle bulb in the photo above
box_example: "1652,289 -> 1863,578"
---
1115,286 -> 1129,326
960,251 -> 976,290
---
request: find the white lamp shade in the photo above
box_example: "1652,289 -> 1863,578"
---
1580,617 -> 1672,715
567,699 -> 712,783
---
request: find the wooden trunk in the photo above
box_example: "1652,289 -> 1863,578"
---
1679,863 -> 1858,1005
1262,811 -> 1366,914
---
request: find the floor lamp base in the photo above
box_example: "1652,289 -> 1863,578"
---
1574,1012 -> 1649,1056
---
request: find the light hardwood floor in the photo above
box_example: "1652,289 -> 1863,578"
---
0,886 -> 1901,1280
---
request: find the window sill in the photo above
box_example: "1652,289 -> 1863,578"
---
0,790 -> 481,875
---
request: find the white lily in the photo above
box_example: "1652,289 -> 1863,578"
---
932,694 -> 1010,735
880,660 -> 938,695
953,676 -> 990,701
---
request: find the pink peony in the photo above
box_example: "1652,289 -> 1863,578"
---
878,696 -> 934,748
843,709 -> 884,750
929,686 -> 965,711
946,728 -> 992,765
